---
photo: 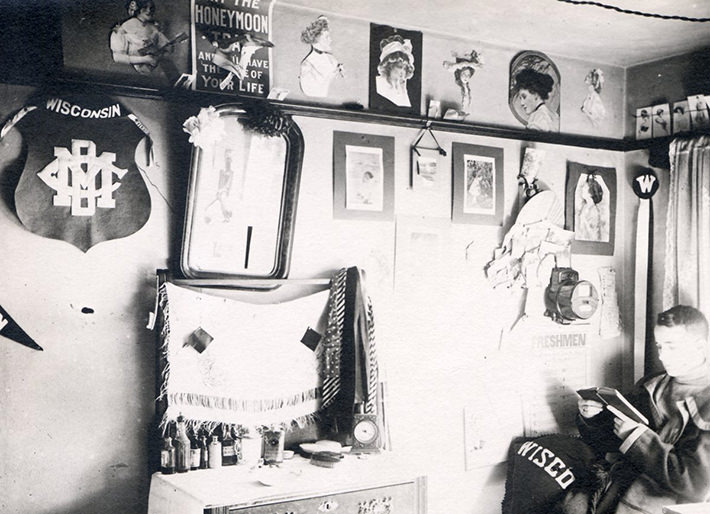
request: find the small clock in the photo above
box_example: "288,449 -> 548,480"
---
351,413 -> 380,453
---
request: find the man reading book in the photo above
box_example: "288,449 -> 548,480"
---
576,305 -> 710,513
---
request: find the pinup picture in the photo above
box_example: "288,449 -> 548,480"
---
299,15 -> 344,98
574,173 -> 610,243
463,154 -> 495,214
369,24 -> 422,115
509,51 -> 560,132
442,49 -> 484,114
581,68 -> 607,128
345,145 -> 384,211
61,0 -> 190,88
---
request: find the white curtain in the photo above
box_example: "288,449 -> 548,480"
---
663,135 -> 710,318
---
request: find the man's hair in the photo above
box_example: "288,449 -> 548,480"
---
657,305 -> 709,340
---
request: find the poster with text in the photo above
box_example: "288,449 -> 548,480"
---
192,0 -> 274,97
368,23 -> 422,115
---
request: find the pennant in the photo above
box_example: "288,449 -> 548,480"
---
0,304 -> 43,351
0,95 -> 152,252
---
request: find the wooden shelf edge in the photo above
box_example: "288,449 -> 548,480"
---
3,75 -> 681,152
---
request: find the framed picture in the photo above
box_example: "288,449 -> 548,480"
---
451,143 -> 504,225
411,148 -> 442,189
332,131 -> 395,221
565,162 -> 616,256
61,0 -> 191,89
368,23 -> 423,116
508,51 -> 561,132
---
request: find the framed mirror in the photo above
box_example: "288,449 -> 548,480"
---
180,104 -> 304,282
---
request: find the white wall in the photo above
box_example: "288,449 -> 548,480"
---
0,4 -> 636,510
0,82 -> 632,513
271,4 -> 626,139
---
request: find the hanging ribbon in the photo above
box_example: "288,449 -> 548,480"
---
632,168 -> 659,382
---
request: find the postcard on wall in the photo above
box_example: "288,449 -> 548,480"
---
451,143 -> 504,225
61,0 -> 191,89
635,107 -> 652,140
688,94 -> 710,130
651,103 -> 671,138
345,145 -> 384,211
672,100 -> 691,134
368,23 -> 423,115
332,131 -> 394,221
192,0 -> 275,97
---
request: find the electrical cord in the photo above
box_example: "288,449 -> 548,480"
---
556,0 -> 710,22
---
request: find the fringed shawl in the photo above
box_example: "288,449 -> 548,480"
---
157,282 -> 329,432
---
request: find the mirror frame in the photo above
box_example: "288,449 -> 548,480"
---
180,104 -> 304,283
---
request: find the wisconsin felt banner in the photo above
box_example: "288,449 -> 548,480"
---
0,95 -> 152,252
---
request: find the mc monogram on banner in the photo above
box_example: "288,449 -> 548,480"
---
0,96 -> 152,252
39,139 -> 127,217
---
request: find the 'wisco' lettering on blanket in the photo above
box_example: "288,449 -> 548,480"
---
516,440 -> 576,489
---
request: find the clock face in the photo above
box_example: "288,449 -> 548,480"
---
353,419 -> 378,444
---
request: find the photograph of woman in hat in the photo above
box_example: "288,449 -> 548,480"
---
508,51 -> 561,132
443,49 -> 483,113
368,25 -> 422,114
375,34 -> 415,107
298,15 -> 344,98
581,68 -> 607,128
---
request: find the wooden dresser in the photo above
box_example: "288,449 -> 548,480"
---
148,452 -> 427,514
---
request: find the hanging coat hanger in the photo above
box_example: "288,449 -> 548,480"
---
410,122 -> 447,188
411,121 -> 447,157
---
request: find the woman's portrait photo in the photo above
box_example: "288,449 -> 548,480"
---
369,24 -> 422,115
298,15 -> 343,98
574,173 -> 610,243
442,49 -> 484,113
581,68 -> 607,128
509,51 -> 560,132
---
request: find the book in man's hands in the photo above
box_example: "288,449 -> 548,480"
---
576,386 -> 649,425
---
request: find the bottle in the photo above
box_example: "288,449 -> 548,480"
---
221,424 -> 238,466
160,435 -> 176,475
199,434 -> 209,469
262,428 -> 284,465
208,435 -> 222,468
190,430 -> 201,470
174,415 -> 191,473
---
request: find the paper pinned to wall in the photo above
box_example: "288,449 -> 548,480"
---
598,266 -> 621,339
504,317 -> 590,437
464,350 -> 525,469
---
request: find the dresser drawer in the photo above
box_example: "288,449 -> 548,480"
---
216,481 -> 418,513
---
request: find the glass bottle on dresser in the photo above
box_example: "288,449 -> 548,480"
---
174,415 -> 191,473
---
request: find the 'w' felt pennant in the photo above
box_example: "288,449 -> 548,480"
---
0,304 -> 43,351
